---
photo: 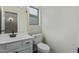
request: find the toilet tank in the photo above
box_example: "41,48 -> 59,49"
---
32,34 -> 43,44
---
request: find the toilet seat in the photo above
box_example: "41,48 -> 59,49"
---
37,43 -> 50,51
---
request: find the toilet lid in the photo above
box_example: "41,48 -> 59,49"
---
37,43 -> 50,50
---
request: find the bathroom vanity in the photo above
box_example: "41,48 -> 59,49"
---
0,33 -> 34,53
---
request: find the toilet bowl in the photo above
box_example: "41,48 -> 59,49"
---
37,42 -> 50,53
32,34 -> 50,53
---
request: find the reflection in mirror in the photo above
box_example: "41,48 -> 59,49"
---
5,11 -> 17,33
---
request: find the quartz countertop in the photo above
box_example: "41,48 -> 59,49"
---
0,33 -> 34,44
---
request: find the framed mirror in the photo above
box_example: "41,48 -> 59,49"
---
5,11 -> 18,33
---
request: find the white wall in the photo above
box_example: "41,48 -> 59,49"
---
77,7 -> 79,49
42,6 -> 77,53
2,6 -> 27,33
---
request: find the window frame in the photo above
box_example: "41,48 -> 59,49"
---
27,6 -> 40,26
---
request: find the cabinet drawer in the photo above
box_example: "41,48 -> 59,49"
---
19,47 -> 32,53
22,39 -> 32,48
6,41 -> 22,50
8,46 -> 33,53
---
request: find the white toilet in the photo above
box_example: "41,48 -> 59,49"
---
32,34 -> 50,53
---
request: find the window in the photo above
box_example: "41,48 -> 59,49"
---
28,6 -> 39,25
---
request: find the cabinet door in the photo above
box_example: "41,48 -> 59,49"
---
6,41 -> 21,51
22,39 -> 32,48
0,44 -> 6,50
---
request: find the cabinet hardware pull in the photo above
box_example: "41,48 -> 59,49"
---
25,42 -> 30,44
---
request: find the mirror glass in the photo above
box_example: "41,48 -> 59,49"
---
5,11 -> 17,33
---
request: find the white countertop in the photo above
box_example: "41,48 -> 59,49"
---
0,33 -> 34,44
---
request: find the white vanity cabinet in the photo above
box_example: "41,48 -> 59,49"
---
0,33 -> 34,53
0,39 -> 33,53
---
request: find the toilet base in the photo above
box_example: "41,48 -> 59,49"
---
38,48 -> 50,53
33,44 -> 38,53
